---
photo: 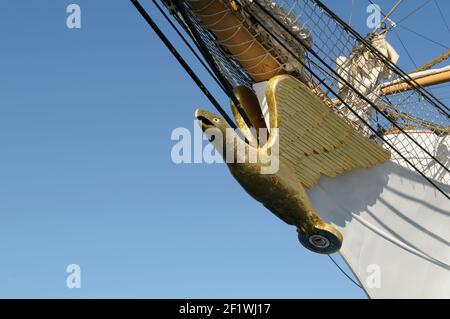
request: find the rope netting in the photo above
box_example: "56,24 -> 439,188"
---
174,0 -> 254,89
170,0 -> 449,187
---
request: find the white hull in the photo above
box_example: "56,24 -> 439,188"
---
308,161 -> 450,298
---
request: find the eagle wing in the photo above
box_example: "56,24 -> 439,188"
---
265,75 -> 391,189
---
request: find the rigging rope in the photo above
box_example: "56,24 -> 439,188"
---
328,255 -> 363,289
411,49 -> 450,73
434,0 -> 450,33
130,0 -> 238,129
252,1 -> 450,163
394,0 -> 433,26
392,29 -> 418,68
371,0 -> 403,34
314,0 -> 450,116
152,0 -> 226,93
348,0 -> 355,27
367,0 -> 449,66
365,0 -> 408,76
398,24 -> 449,50
146,0 -> 449,197
380,0 -> 449,49
172,0 -> 256,130
243,1 -> 450,200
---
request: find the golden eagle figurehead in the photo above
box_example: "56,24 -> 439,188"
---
193,75 -> 391,254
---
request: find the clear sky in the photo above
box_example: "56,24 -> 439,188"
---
0,1 -> 448,298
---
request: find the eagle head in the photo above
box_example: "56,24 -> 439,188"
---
195,109 -> 229,135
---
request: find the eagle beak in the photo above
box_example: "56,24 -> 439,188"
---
195,109 -> 215,130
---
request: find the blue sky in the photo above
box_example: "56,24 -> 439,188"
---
0,1 -> 448,298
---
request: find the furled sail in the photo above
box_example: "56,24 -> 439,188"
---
336,32 -> 400,134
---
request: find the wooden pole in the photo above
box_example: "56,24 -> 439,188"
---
330,68 -> 450,105
381,69 -> 450,95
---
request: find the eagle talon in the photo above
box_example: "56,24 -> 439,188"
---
297,224 -> 343,254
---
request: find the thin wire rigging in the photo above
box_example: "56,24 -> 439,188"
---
348,0 -> 355,27
395,0 -> 433,26
433,0 -> 450,33
328,255 -> 363,289
367,0 -> 449,49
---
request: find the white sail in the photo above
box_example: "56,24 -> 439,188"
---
308,159 -> 450,298
254,78 -> 450,298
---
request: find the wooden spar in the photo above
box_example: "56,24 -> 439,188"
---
380,48 -> 450,95
187,0 -> 284,83
381,68 -> 450,95
330,67 -> 450,106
